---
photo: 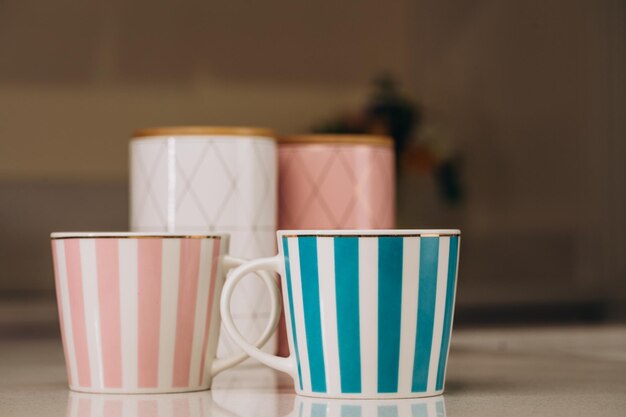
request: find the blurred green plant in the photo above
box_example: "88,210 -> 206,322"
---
312,73 -> 465,206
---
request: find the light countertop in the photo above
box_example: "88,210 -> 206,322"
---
1,325 -> 625,416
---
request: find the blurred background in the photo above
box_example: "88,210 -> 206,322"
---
0,0 -> 624,336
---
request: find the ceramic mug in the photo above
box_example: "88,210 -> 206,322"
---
130,126 -> 278,359
220,230 -> 461,399
50,232 -> 279,394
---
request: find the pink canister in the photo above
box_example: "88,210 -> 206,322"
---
276,134 -> 396,356
278,134 -> 396,230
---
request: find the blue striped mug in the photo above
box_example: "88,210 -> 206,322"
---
220,230 -> 461,399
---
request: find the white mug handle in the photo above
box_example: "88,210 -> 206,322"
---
220,256 -> 295,377
210,255 -> 281,376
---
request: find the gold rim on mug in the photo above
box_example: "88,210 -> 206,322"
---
132,126 -> 275,139
50,232 -> 224,240
278,229 -> 461,238
278,134 -> 393,147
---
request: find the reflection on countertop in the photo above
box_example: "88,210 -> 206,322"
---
65,390 -> 446,417
66,391 -> 229,417
1,326 -> 625,417
288,396 -> 445,417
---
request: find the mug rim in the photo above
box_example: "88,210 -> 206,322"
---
50,232 -> 227,240
278,134 -> 392,147
132,126 -> 274,139
277,229 -> 461,237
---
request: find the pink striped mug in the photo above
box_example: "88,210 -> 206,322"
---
50,232 -> 280,394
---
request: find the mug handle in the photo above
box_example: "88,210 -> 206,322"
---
220,256 -> 295,377
210,255 -> 282,376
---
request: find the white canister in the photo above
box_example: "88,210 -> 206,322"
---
130,126 -> 277,358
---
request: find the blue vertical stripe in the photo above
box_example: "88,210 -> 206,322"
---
436,400 -> 445,417
412,237 -> 439,392
377,237 -> 403,393
436,236 -> 459,390
411,404 -> 428,417
378,406 -> 399,417
311,403 -> 327,417
334,237 -> 361,393
341,405 -> 361,417
282,237 -> 303,390
298,237 -> 327,393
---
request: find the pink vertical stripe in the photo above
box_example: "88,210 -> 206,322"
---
198,239 -> 221,384
96,239 -> 122,388
173,397 -> 191,417
103,399 -> 122,417
172,239 -> 202,387
65,239 -> 91,387
137,239 -> 162,388
138,399 -> 158,417
78,397 -> 91,417
51,242 -> 72,386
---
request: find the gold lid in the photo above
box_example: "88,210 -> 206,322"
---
133,126 -> 274,139
278,134 -> 393,147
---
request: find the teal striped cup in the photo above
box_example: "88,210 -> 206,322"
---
220,230 -> 461,399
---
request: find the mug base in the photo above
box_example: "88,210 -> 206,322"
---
68,385 -> 211,395
294,389 -> 444,400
